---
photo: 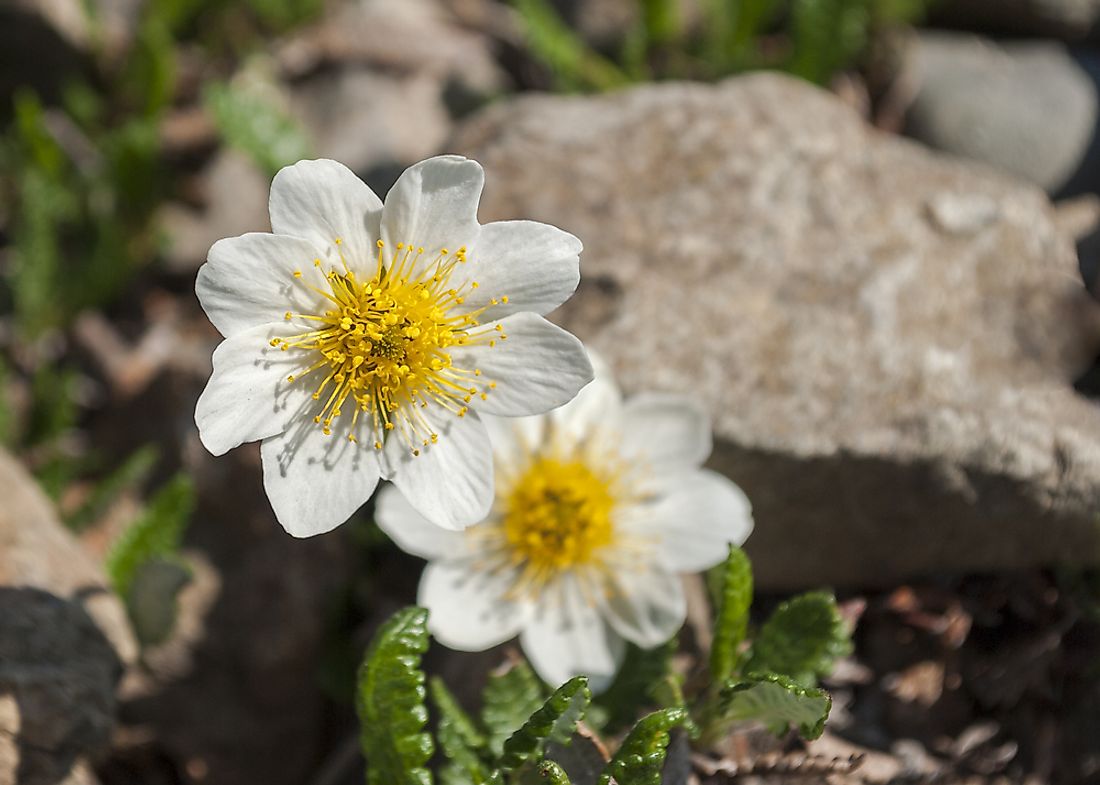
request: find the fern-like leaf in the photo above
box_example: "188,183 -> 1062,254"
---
744,591 -> 851,686
710,545 -> 753,684
431,677 -> 492,785
481,661 -> 546,757
718,672 -> 831,740
500,677 -> 591,770
357,607 -> 433,785
106,474 -> 193,597
519,760 -> 573,785
597,708 -> 686,785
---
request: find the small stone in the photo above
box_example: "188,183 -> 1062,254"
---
926,192 -> 1000,235
931,0 -> 1100,42
157,150 -> 270,272
905,32 -> 1100,195
288,68 -> 452,180
0,588 -> 120,785
0,449 -> 137,665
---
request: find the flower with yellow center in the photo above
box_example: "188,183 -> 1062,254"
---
376,356 -> 755,689
194,157 -> 593,536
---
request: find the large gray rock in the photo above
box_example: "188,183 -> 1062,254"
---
452,73 -> 1100,590
904,33 -> 1100,196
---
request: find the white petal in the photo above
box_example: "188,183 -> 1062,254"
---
628,469 -> 754,573
260,421 -> 381,537
481,413 -> 544,470
380,156 -> 484,275
460,220 -> 581,318
269,159 -> 382,275
596,568 -> 686,648
375,484 -> 466,560
194,322 -> 315,456
197,234 -> 327,338
549,352 -> 622,442
420,560 -> 526,650
620,394 -> 712,472
520,577 -> 626,691
452,313 -> 593,417
386,410 -> 494,531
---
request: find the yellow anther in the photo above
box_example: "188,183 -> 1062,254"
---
293,270 -> 302,278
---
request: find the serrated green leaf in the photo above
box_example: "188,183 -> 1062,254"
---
717,672 -> 831,740
357,607 -> 433,785
203,77 -> 311,176
500,677 -> 591,770
744,591 -> 851,686
106,474 -> 193,597
481,661 -> 546,757
597,708 -> 686,785
710,545 -> 753,684
431,677 -> 492,785
520,760 -> 573,785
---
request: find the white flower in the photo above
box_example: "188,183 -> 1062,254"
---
194,156 -> 593,536
376,356 -> 754,690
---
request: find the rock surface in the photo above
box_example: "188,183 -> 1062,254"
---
452,73 -> 1100,590
0,449 -> 137,664
0,589 -> 119,785
904,33 -> 1100,196
0,450 -> 135,784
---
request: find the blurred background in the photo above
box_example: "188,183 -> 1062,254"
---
4,0 -> 1100,783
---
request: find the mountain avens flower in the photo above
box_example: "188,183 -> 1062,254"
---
376,357 -> 754,689
195,157 -> 592,536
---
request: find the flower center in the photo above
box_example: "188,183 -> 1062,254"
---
502,456 -> 618,586
273,240 -> 507,453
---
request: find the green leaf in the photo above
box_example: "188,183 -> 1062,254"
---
520,760 -> 572,785
717,672 -> 832,740
710,545 -> 753,684
500,677 -> 591,770
203,76 -> 311,176
106,474 -> 194,597
597,708 -> 687,785
596,640 -> 675,731
640,0 -> 681,48
430,677 -> 492,785
481,661 -> 546,757
744,591 -> 851,686
510,0 -> 630,92
357,607 -> 433,785
788,0 -> 872,85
